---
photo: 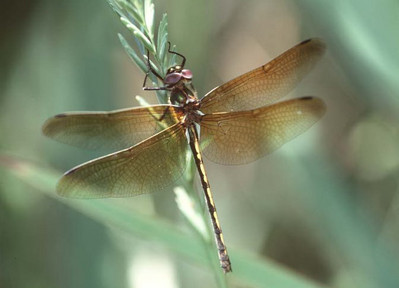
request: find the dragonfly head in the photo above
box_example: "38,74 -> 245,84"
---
164,67 -> 193,88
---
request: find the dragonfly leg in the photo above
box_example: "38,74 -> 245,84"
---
167,41 -> 186,68
143,49 -> 167,91
157,106 -> 170,122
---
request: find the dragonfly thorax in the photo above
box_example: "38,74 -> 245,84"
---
163,66 -> 201,125
181,99 -> 202,127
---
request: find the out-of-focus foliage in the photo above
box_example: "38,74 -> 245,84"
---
1,1 -> 399,288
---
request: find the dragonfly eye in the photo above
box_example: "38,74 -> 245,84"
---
164,72 -> 182,85
182,69 -> 193,80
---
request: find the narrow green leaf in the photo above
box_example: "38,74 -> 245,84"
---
157,13 -> 168,69
161,37 -> 170,74
120,17 -> 155,54
112,0 -> 124,10
144,0 -> 155,39
134,31 -> 155,54
118,0 -> 144,26
118,33 -> 147,73
106,0 -> 125,18
132,0 -> 145,21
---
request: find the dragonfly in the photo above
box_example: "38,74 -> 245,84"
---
42,38 -> 326,273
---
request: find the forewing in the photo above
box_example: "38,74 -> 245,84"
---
200,39 -> 326,114
42,105 -> 182,150
200,97 -> 325,165
57,123 -> 187,198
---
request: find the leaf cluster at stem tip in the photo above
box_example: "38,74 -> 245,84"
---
106,0 -> 178,102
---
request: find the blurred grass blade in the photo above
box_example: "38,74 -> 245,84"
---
0,153 -> 325,288
174,186 -> 208,240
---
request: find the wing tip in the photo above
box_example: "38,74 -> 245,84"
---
56,174 -> 72,197
300,37 -> 325,46
299,96 -> 327,117
42,113 -> 67,136
303,38 -> 326,54
299,96 -> 314,101
56,177 -> 90,199
55,113 -> 67,118
299,38 -> 312,45
41,118 -> 53,136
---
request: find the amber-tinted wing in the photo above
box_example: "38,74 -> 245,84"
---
200,39 -> 326,114
200,97 -> 325,165
42,105 -> 182,150
56,123 -> 187,198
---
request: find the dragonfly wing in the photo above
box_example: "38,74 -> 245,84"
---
200,97 -> 325,165
57,123 -> 188,198
200,39 -> 326,114
42,105 -> 182,150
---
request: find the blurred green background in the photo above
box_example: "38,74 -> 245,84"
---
1,0 -> 399,287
